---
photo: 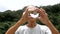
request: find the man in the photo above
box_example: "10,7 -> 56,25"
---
5,5 -> 60,34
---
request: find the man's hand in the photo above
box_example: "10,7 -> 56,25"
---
37,8 -> 50,25
21,8 -> 29,23
5,7 -> 30,34
37,8 -> 60,34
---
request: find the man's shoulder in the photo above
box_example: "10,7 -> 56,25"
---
15,25 -> 27,34
38,24 -> 49,30
17,25 -> 27,30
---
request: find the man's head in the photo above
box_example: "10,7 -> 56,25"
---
23,5 -> 40,28
25,5 -> 39,22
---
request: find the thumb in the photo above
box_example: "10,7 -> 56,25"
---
37,17 -> 45,24
23,12 -> 25,15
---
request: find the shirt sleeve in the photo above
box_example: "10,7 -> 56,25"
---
45,26 -> 52,34
15,30 -> 19,34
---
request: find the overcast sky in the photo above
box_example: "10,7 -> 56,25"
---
0,0 -> 60,12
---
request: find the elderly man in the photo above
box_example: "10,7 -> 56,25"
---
15,6 -> 52,34
5,5 -> 59,34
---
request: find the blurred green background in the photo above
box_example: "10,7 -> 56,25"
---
0,3 -> 60,34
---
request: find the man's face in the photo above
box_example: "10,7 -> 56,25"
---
27,7 -> 39,22
25,6 -> 40,22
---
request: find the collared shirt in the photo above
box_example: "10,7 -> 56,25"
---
15,24 -> 52,34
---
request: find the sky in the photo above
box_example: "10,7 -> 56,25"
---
0,0 -> 60,12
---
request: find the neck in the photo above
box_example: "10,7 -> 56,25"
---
27,20 -> 36,28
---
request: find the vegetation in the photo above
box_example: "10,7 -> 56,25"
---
0,3 -> 60,34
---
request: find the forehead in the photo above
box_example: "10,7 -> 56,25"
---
27,6 -> 36,9
27,6 -> 37,11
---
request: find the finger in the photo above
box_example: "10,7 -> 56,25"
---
26,9 -> 31,18
38,8 -> 44,16
35,8 -> 39,12
23,8 -> 29,16
23,12 -> 25,15
40,8 -> 46,15
39,8 -> 47,17
41,8 -> 48,16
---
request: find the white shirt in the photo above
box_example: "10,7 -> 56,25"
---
15,24 -> 52,34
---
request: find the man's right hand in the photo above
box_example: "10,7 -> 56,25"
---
21,8 -> 29,22
5,8 -> 29,34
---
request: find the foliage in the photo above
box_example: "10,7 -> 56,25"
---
0,3 -> 60,34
